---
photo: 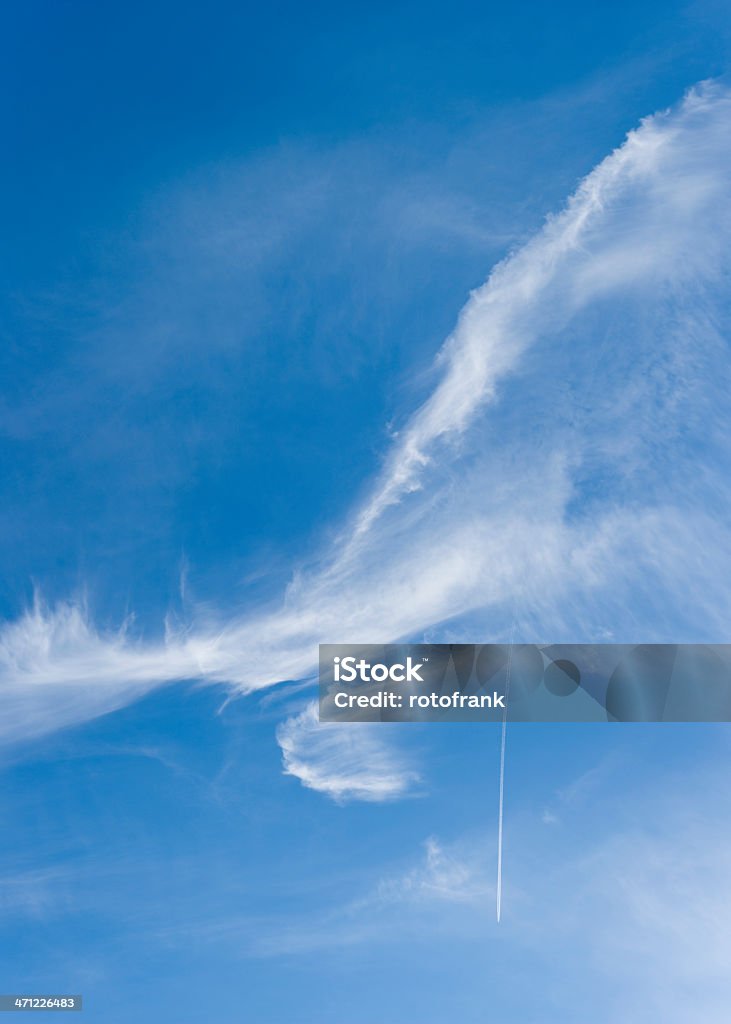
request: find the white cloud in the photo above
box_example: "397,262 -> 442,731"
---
275,702 -> 419,803
346,82 -> 731,541
2,83 -> 731,742
231,833 -> 493,957
371,835 -> 491,904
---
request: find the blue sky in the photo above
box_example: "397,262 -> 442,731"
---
3,2 -> 731,1021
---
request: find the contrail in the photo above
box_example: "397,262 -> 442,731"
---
496,629 -> 515,924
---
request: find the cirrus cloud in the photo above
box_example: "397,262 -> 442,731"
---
2,82 -> 731,745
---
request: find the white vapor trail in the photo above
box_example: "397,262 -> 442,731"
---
496,630 -> 514,923
2,82 -> 731,746
496,703 -> 507,923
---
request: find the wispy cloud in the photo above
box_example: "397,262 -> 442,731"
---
275,701 -> 419,802
0,866 -> 75,919
503,755 -> 731,1023
371,835 -> 491,904
190,834 -> 494,957
2,83 -> 731,743
346,81 -> 731,541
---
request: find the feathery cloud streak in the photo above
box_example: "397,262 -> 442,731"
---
2,82 -> 731,742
